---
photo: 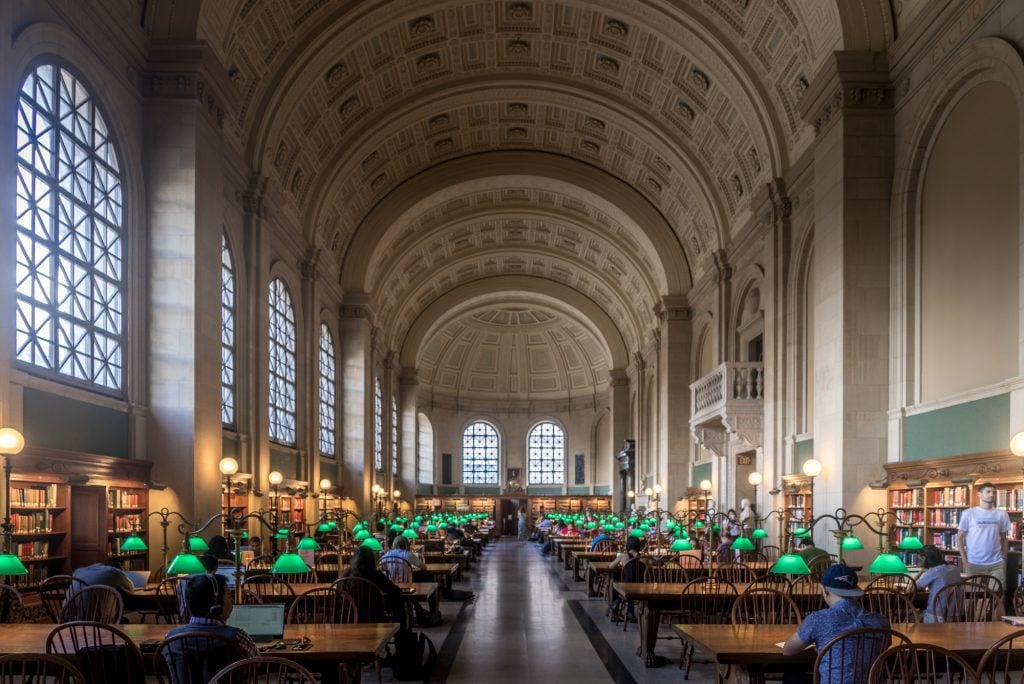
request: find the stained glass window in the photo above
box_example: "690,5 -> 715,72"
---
221,235 -> 235,425
528,422 -> 565,485
373,379 -> 383,472
268,278 -> 296,445
391,396 -> 399,476
16,64 -> 124,390
318,323 -> 336,456
462,421 -> 499,485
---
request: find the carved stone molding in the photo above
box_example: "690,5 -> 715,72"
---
723,411 -> 763,450
712,249 -> 733,284
692,426 -> 729,459
10,447 -> 154,485
882,450 -> 1020,486
798,52 -> 892,137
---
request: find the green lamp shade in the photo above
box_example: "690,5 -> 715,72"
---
614,522 -> 625,530
317,523 -> 331,533
771,553 -> 811,575
628,517 -> 637,525
841,536 -> 864,551
402,529 -> 418,539
586,522 -> 597,529
752,528 -> 768,539
731,537 -> 756,551
869,553 -> 908,574
361,538 -> 384,552
167,553 -> 206,575
628,528 -> 645,538
296,536 -> 320,551
639,524 -> 651,533
327,521 -> 338,530
187,536 -> 209,552
353,523 -> 365,533
793,527 -> 810,538
0,554 -> 28,576
678,529 -> 689,539
670,538 -> 693,552
121,534 -> 148,552
426,524 -> 438,533
272,552 -> 311,575
665,520 -> 677,530
694,521 -> 705,529
898,536 -> 923,551
354,529 -> 371,541
712,524 -> 720,533
274,528 -> 290,540
390,524 -> 404,532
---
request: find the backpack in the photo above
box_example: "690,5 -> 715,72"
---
390,630 -> 437,681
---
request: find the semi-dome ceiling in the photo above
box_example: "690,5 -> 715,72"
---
417,306 -> 610,401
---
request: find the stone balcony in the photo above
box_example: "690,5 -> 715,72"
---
689,362 -> 764,457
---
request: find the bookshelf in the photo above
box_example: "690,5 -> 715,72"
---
269,490 -> 306,526
8,478 -> 69,590
413,495 -> 611,519
781,474 -> 813,548
107,485 -> 149,569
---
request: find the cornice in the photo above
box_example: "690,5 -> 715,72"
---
799,51 -> 893,137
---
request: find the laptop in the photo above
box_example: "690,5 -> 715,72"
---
226,604 -> 286,642
124,570 -> 151,590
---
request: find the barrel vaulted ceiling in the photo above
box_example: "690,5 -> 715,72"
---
146,0 -> 878,397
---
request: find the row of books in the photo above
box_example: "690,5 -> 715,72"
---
8,565 -> 54,588
10,510 -> 59,533
15,541 -> 51,559
110,514 -> 142,532
893,509 -> 924,526
108,489 -> 144,508
786,495 -> 809,507
11,485 -> 58,508
930,531 -> 960,551
890,489 -> 924,507
995,489 -> 1024,510
108,539 -> 146,555
929,509 -> 962,527
930,486 -> 970,507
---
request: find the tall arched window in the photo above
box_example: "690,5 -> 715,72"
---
318,323 -> 336,456
390,396 -> 399,476
528,421 -> 565,485
373,378 -> 383,472
16,64 -> 125,390
268,278 -> 296,445
221,235 -> 235,426
462,421 -> 499,485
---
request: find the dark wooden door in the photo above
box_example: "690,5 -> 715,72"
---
499,499 -> 517,536
70,485 -> 107,569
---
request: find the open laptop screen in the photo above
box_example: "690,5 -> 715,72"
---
225,604 -> 285,639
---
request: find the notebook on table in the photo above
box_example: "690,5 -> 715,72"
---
1002,615 -> 1024,626
226,604 -> 286,642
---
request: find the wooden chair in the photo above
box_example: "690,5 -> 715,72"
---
934,580 -> 1000,623
976,628 -> 1024,683
789,574 -> 826,614
46,621 -> 145,684
731,587 -> 802,625
287,587 -> 359,624
245,555 -> 275,575
675,554 -> 704,571
739,550 -> 770,568
241,575 -> 295,602
807,555 -> 833,579
276,569 -> 317,585
864,573 -> 917,596
759,545 -> 782,562
155,631 -> 254,684
209,656 -> 318,683
315,551 -> 340,583
679,578 -> 739,678
592,539 -> 616,553
748,573 -> 790,593
155,576 -> 189,624
60,585 -> 124,624
613,557 -> 647,629
867,642 -> 979,683
0,584 -> 23,623
714,561 -> 756,584
0,653 -> 88,682
643,561 -> 689,583
39,575 -> 85,623
861,587 -> 920,624
332,577 -> 390,623
379,555 -> 415,583
814,627 -> 910,684
1015,584 -> 1024,616
962,573 -> 1004,599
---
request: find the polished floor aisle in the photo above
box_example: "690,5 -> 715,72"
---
443,539 -> 616,683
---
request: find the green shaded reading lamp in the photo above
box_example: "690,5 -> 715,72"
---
671,538 -> 693,552
868,552 -> 908,574
730,536 -> 756,552
0,428 -> 27,581
770,553 -> 811,576
167,533 -> 206,575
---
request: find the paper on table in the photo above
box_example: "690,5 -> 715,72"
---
775,641 -> 813,650
1002,615 -> 1024,626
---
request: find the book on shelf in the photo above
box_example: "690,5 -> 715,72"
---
890,489 -> 924,507
15,540 -> 50,559
11,484 -> 58,508
10,510 -> 52,533
108,489 -> 143,508
930,486 -> 969,507
111,514 -> 142,532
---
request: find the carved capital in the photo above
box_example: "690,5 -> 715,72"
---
400,368 -> 419,386
712,249 -> 732,284
654,295 -> 692,322
798,52 -> 892,137
691,427 -> 729,460
301,247 -> 321,281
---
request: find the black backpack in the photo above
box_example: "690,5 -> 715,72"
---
390,630 -> 437,681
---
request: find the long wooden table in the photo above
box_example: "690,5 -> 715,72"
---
568,551 -> 618,581
673,622 -> 1019,681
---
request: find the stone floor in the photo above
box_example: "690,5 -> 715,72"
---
366,538 -> 720,683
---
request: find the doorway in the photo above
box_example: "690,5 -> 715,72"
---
498,498 -> 527,536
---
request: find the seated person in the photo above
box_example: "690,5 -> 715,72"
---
342,545 -> 407,630
381,535 -> 424,569
163,574 -> 258,680
562,522 -> 581,537
589,528 -> 613,550
609,536 -> 646,620
374,520 -> 388,543
445,523 -> 465,542
797,537 -> 828,565
245,536 -> 263,557
915,544 -> 962,623
715,533 -> 735,563
72,561 -> 135,595
782,564 -> 889,683
207,535 -> 235,562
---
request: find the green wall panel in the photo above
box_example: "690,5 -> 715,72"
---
795,439 -> 815,472
23,388 -> 128,457
904,393 -> 1009,461
594,485 -> 611,495
692,462 -> 711,487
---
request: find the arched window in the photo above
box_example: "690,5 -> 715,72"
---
318,323 -> 336,456
528,421 -> 565,485
417,412 -> 434,485
221,235 -> 235,426
268,278 -> 296,445
462,421 -> 499,485
373,378 -> 383,472
16,64 -> 125,390
390,396 -> 399,476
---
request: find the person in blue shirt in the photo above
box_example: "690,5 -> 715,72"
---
915,544 -> 962,623
381,534 -> 425,569
782,563 -> 889,683
590,527 -> 613,550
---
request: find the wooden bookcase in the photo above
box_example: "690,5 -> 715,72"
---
8,477 -> 70,590
107,485 -> 148,570
413,495 -> 611,520
781,474 -> 813,547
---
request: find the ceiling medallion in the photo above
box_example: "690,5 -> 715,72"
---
370,174 -> 388,190
674,100 -> 695,121
291,168 -> 304,193
417,53 -> 442,71
580,140 -> 600,154
508,127 -> 528,138
325,62 -> 347,88
507,2 -> 533,21
604,19 -> 628,38
507,37 -> 531,55
429,113 -> 450,127
731,175 -> 743,197
409,16 -> 435,36
435,138 -> 454,151
507,102 -> 529,115
595,55 -> 620,75
339,96 -> 360,119
583,116 -> 606,131
690,68 -> 710,92
748,148 -> 761,173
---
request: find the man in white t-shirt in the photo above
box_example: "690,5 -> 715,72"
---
957,482 -> 1011,590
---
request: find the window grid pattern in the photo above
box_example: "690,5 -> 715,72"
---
221,235 -> 235,425
374,378 -> 383,472
318,323 -> 336,456
267,279 -> 297,445
462,422 -> 499,485
16,64 -> 124,390
528,422 -> 565,485
391,396 -> 399,476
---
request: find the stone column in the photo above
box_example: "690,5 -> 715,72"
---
801,52 -> 893,549
608,369 -> 630,508
300,249 -> 321,521
143,49 -> 227,535
339,295 -> 375,517
399,368 -> 419,508
656,297 -> 693,506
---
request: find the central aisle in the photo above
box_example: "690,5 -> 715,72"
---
443,539 -> 615,683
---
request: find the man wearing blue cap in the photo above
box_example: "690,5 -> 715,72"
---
782,563 -> 889,683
